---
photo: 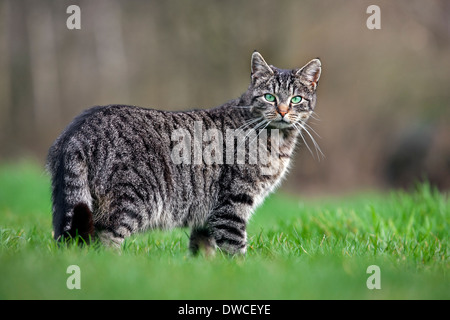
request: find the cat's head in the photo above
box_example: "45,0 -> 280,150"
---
246,51 -> 321,129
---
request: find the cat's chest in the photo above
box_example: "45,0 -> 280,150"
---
249,136 -> 296,210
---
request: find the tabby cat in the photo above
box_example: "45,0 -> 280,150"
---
47,51 -> 321,255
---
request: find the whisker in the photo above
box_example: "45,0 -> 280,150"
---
292,123 -> 315,159
237,119 -> 267,149
231,105 -> 253,109
248,120 -> 271,148
299,123 -> 325,160
310,111 -> 321,122
237,117 -> 263,132
301,121 -> 322,139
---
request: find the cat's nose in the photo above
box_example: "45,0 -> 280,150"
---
277,104 -> 289,117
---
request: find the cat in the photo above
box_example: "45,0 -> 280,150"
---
47,51 -> 321,255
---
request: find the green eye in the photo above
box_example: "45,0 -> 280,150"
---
264,93 -> 276,102
291,96 -> 302,104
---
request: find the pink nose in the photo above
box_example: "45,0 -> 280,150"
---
277,104 -> 289,117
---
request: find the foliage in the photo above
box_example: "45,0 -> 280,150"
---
0,162 -> 448,299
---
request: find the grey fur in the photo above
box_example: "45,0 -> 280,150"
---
47,52 -> 321,254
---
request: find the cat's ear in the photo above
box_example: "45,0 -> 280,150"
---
251,51 -> 273,83
296,58 -> 321,91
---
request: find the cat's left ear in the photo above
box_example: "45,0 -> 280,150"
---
296,58 -> 321,91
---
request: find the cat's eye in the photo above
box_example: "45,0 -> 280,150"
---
264,93 -> 276,103
291,96 -> 303,104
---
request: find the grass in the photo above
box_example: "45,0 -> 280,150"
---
0,161 -> 448,299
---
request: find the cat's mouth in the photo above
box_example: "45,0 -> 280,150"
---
268,114 -> 312,130
269,119 -> 294,129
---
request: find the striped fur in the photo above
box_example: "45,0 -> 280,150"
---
47,52 -> 321,254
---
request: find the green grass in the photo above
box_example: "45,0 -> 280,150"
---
0,161 -> 448,299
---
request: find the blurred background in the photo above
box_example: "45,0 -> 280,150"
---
0,0 -> 449,195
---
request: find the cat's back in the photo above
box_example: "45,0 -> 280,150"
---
58,104 -> 164,139
48,105 -> 163,154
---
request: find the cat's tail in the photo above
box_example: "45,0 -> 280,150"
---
66,203 -> 95,243
47,136 -> 95,244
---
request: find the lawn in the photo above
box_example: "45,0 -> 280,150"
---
0,162 -> 448,300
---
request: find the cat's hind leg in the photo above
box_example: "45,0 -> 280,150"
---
95,190 -> 145,248
96,229 -> 126,248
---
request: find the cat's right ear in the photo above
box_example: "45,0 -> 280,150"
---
251,51 -> 273,84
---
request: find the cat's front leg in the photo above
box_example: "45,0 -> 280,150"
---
207,204 -> 248,255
